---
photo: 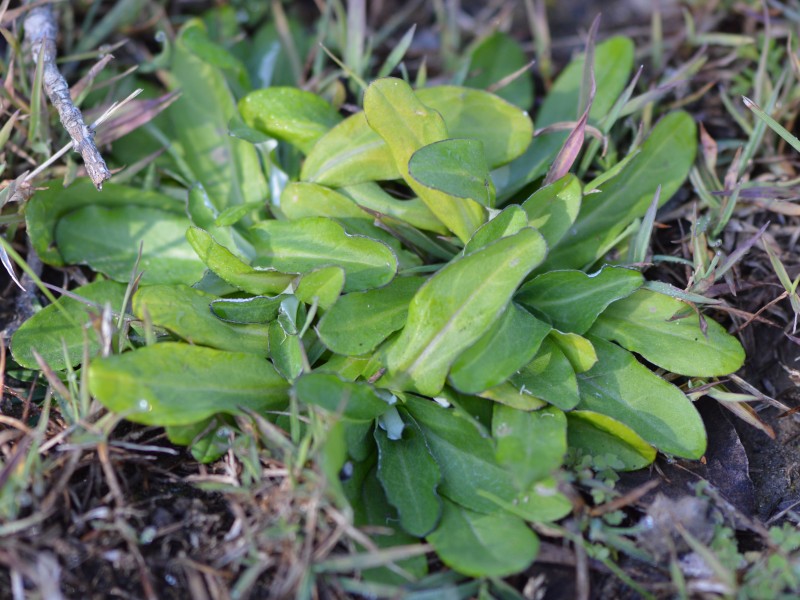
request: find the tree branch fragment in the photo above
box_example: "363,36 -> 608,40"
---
23,4 -> 111,189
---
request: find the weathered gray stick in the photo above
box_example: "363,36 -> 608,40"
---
23,4 -> 111,189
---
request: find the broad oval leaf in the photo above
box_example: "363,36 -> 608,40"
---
493,36 -> 634,201
543,111 -> 697,270
89,343 -> 288,426
449,302 -> 550,394
133,284 -> 269,355
376,417 -> 442,537
295,266 -> 345,310
268,321 -> 304,381
11,280 -> 127,370
516,266 -> 643,334
300,112 -> 400,187
294,372 -> 393,421
170,20 -> 267,211
567,410 -> 656,471
187,226 -> 296,295
577,336 -> 707,459
478,383 -> 547,411
427,498 -> 538,578
409,138 -> 495,207
56,205 -> 206,285
281,181 -> 368,223
26,180 -> 191,266
417,86 -> 534,167
479,476 -> 572,523
340,182 -> 446,234
493,405 -> 566,490
352,467 -> 430,583
589,289 -> 746,377
549,330 -> 598,373
463,205 -> 528,254
521,174 -> 582,248
239,87 -> 341,154
463,31 -> 534,109
301,86 -> 533,187
317,276 -> 425,356
404,396 -> 518,513
167,416 -> 235,464
250,217 -> 397,292
382,228 -> 547,396
364,77 -> 486,243
181,22 -> 250,89
210,294 -> 289,324
510,336 -> 580,410
279,183 -> 419,269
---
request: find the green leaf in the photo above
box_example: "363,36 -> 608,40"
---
186,184 -> 222,230
301,86 -> 533,188
11,280 -> 127,370
133,284 -> 269,355
209,294 -> 289,323
318,420 -> 348,503
449,303 -> 550,394
316,355 -> 371,381
521,174 -> 582,248
493,405 -> 566,490
268,321 -> 304,380
463,205 -> 528,254
376,417 -> 442,537
340,182 -> 446,234
344,420 -> 375,462
464,31 -> 533,109
510,337 -> 580,410
300,112 -> 400,187
279,183 -> 420,269
168,417 -> 234,463
477,383 -> 547,411
493,36 -> 634,200
516,266 -> 643,334
281,181 -> 370,223
250,217 -> 398,292
549,330 -> 598,373
408,138 -> 496,208
589,289 -> 746,377
89,343 -> 288,426
426,498 -> 538,578
577,336 -> 707,459
566,410 -> 656,471
363,77 -> 485,243
214,202 -> 262,228
382,229 -> 546,396
170,20 -> 267,211
239,87 -> 341,154
56,205 -> 206,285
294,373 -> 393,421
187,226 -> 295,295
26,180 -> 189,266
404,396 -> 517,513
185,184 -> 244,254
544,112 -> 697,269
295,266 -> 345,310
353,467 -> 429,584
182,21 -> 250,89
317,276 -> 424,356
416,86 -> 534,167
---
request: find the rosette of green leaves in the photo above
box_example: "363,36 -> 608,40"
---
12,28 -> 744,579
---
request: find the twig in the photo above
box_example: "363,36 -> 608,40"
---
23,4 -> 111,189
